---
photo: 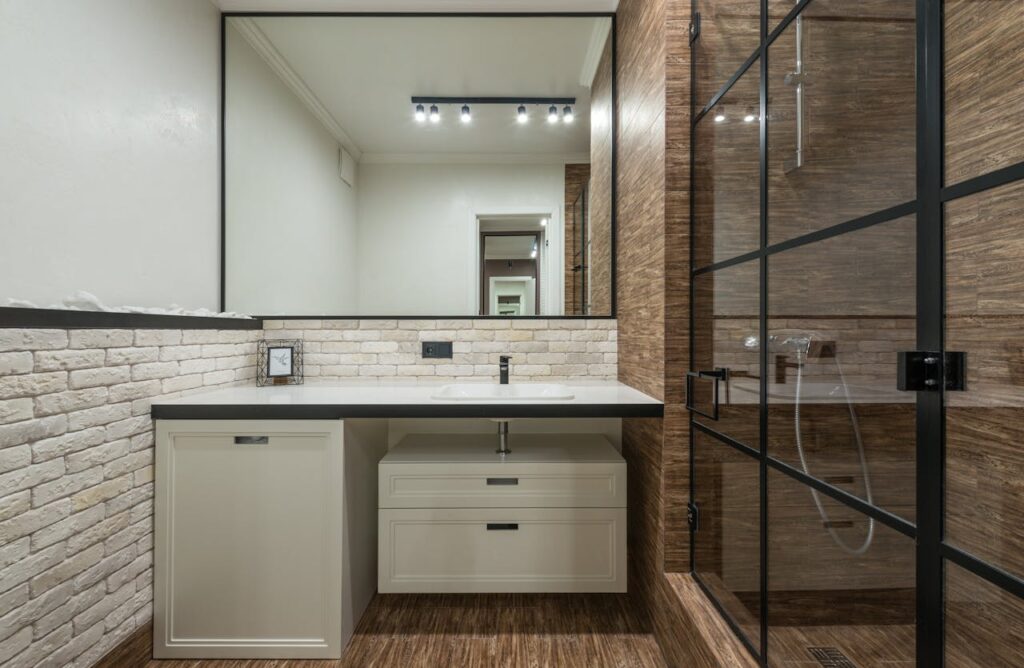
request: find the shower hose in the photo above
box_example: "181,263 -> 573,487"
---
793,350 -> 875,555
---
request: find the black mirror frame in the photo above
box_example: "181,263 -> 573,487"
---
219,10 -> 618,320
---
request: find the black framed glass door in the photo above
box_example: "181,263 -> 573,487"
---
687,0 -> 1024,665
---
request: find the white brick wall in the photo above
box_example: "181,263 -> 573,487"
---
262,319 -> 618,382
0,318 -> 617,667
0,328 -> 258,667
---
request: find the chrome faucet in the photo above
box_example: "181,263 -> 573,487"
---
499,356 -> 511,384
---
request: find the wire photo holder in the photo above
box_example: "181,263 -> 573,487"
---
257,339 -> 304,387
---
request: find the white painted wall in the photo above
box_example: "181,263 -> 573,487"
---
355,163 -> 564,315
0,0 -> 221,310
224,23 -> 358,315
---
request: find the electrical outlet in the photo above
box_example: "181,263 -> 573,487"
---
421,341 -> 453,359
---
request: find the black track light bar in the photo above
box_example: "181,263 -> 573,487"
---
411,96 -> 576,105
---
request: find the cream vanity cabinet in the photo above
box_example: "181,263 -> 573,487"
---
378,434 -> 627,593
154,420 -> 384,659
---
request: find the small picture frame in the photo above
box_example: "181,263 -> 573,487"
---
257,339 -> 303,386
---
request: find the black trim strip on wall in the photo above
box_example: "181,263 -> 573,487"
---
0,307 -> 262,330
219,11 -> 619,320
151,402 -> 664,420
256,314 -> 616,321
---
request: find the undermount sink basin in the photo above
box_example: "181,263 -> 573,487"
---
431,383 -> 575,401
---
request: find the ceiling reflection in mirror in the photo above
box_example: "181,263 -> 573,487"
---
224,15 -> 614,317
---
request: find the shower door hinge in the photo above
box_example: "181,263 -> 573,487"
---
687,502 -> 700,532
897,351 -> 966,391
688,13 -> 701,45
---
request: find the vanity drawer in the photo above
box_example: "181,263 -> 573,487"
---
378,508 -> 626,593
379,461 -> 626,508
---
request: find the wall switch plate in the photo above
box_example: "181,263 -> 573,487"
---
421,341 -> 453,359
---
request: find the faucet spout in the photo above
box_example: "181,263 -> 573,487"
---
499,356 -> 511,385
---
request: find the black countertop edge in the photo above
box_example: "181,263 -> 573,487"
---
0,307 -> 263,330
151,403 -> 664,420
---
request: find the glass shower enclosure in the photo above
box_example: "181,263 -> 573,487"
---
686,0 -> 1024,665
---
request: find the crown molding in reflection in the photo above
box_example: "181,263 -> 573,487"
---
228,17 -> 364,161
359,152 -> 591,165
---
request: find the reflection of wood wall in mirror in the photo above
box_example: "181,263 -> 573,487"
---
564,163 -> 591,315
589,36 -> 614,316
479,233 -> 540,316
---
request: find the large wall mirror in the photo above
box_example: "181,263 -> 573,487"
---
224,14 -> 615,317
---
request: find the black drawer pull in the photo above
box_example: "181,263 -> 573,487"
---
486,478 -> 519,486
486,523 -> 519,531
234,436 -> 269,445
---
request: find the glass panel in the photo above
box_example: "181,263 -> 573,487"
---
767,217 -> 916,522
694,65 -> 761,268
946,180 -> 1024,579
693,261 -> 761,447
768,470 -> 915,667
766,2 -> 916,243
694,0 -> 761,109
945,0 -> 1024,185
945,562 -> 1024,666
769,0 -> 916,34
693,431 -> 761,650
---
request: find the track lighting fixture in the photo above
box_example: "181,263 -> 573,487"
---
410,98 -> 575,128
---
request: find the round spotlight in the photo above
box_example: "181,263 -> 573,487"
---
744,113 -> 756,123
713,113 -> 726,123
517,105 -> 528,124
414,104 -> 426,122
540,218 -> 548,227
460,104 -> 472,123
548,105 -> 559,124
429,104 -> 441,123
563,106 -> 574,123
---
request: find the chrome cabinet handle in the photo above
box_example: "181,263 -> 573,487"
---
234,436 -> 269,445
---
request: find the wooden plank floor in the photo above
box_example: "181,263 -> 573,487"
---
98,594 -> 667,668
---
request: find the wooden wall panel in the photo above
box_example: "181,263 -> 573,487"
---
614,0 -> 670,643
564,163 -> 591,315
946,179 -> 1024,580
590,38 -> 614,316
664,0 -> 694,578
945,562 -> 1024,667
945,0 -> 1024,185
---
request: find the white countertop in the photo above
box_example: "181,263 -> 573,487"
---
151,381 -> 664,419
